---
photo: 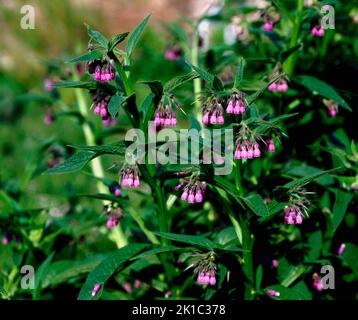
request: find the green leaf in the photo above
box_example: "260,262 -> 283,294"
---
141,80 -> 163,99
41,254 -> 106,289
67,50 -> 103,63
186,61 -> 214,83
46,151 -> 96,174
154,232 -> 216,250
52,81 -> 97,90
131,246 -> 188,260
34,252 -> 55,299
282,168 -> 338,190
107,32 -> 129,52
78,244 -> 148,300
242,194 -> 270,216
107,95 -> 128,118
212,76 -> 224,91
164,71 -> 199,93
234,57 -> 245,88
284,164 -> 335,187
296,75 -> 352,111
86,24 -> 108,48
305,231 -> 323,262
341,243 -> 358,276
331,190 -> 352,234
255,264 -> 263,291
69,141 -> 126,155
126,15 -> 150,59
265,282 -> 312,300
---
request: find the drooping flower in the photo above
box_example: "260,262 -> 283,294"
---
313,273 -> 324,291
165,46 -> 182,61
189,252 -> 217,287
283,190 -> 311,225
267,289 -> 280,297
311,25 -> 325,37
323,99 -> 339,117
119,165 -> 141,188
154,95 -> 179,127
226,91 -> 246,115
272,259 -> 279,268
338,243 -> 346,256
201,96 -> 225,125
266,139 -> 276,153
234,139 -> 261,160
44,79 -> 54,92
267,65 -> 289,92
91,283 -> 101,297
177,177 -> 207,204
134,280 -> 142,289
102,117 -> 117,127
88,59 -> 115,82
261,6 -> 280,31
104,205 -> 123,229
2,235 -> 10,245
90,90 -> 111,120
44,110 -> 56,125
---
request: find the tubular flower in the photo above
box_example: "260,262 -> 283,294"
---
176,177 -> 207,204
226,91 -> 246,115
154,95 -> 179,127
189,252 -> 217,287
119,165 -> 141,188
201,96 -> 225,125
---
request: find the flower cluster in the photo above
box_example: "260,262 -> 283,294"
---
119,165 -> 141,188
104,205 -> 123,229
226,91 -> 246,115
323,99 -> 339,117
261,6 -> 280,31
176,177 -> 207,203
311,25 -> 325,37
234,139 -> 261,160
189,252 -> 217,286
313,273 -> 324,291
154,96 -> 179,127
201,96 -> 225,125
284,191 -> 311,225
91,90 -> 111,119
267,65 -> 289,92
165,46 -> 182,61
88,59 -> 115,82
283,205 -> 303,225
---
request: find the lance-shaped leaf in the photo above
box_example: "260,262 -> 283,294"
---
107,95 -> 128,118
234,57 -> 245,88
242,193 -> 270,216
67,50 -> 103,63
126,15 -> 150,59
52,81 -> 97,90
107,32 -> 129,52
330,190 -> 352,234
164,71 -> 199,93
69,141 -> 127,155
296,75 -> 352,111
86,24 -> 108,48
46,151 -> 97,174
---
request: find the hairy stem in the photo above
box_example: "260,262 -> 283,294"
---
191,27 -> 202,123
73,72 -> 127,248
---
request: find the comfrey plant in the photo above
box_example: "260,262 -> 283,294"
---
37,0 -> 356,301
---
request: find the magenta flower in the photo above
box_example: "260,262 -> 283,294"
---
201,97 -> 225,125
177,178 -> 207,204
338,243 -> 346,255
119,165 -> 141,188
91,283 -> 101,297
165,47 -> 182,61
267,289 -> 280,297
226,92 -> 246,115
311,25 -> 325,37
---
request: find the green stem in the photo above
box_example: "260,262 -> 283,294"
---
73,72 -> 128,248
283,0 -> 304,77
191,27 -> 202,123
240,215 -> 255,300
